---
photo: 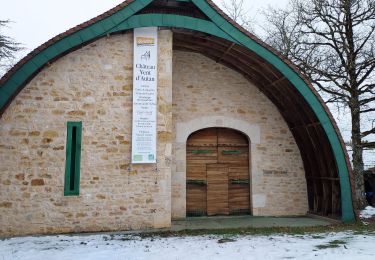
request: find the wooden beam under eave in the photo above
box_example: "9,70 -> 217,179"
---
216,43 -> 235,63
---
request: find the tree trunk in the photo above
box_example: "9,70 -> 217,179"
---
351,99 -> 367,209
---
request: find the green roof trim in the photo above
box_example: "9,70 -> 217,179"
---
109,14 -> 239,43
0,0 -> 354,222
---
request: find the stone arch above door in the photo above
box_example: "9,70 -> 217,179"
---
172,116 -> 260,219
176,116 -> 260,144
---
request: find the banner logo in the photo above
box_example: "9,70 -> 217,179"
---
136,37 -> 155,46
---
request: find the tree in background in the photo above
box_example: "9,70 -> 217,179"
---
219,0 -> 375,208
220,0 -> 255,33
0,20 -> 23,76
262,0 -> 375,209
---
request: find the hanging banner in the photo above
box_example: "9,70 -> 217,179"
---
132,27 -> 158,164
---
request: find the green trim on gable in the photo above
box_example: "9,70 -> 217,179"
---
64,121 -> 82,196
109,14 -> 239,43
0,0 -> 354,221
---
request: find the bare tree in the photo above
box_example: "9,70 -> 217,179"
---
263,0 -> 375,209
262,6 -> 302,60
220,0 -> 254,33
0,20 -> 23,76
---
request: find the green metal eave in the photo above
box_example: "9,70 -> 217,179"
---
0,0 -> 354,222
109,14 -> 239,44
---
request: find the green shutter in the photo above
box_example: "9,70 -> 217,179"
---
64,121 -> 82,196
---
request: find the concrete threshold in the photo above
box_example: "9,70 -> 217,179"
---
170,215 -> 334,231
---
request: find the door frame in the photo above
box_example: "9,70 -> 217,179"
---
185,128 -> 251,217
173,117 -> 260,219
172,116 -> 260,219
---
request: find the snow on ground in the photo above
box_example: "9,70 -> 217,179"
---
1,231 -> 375,260
360,206 -> 375,219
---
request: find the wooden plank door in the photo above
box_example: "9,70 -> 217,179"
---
187,128 -> 250,217
218,129 -> 250,215
207,164 -> 229,216
186,129 -> 217,216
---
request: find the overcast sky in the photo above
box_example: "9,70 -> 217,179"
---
0,0 -> 288,57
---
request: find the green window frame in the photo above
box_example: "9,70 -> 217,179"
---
64,121 -> 82,196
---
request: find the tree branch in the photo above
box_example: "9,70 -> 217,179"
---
362,141 -> 375,148
360,107 -> 375,113
361,127 -> 375,137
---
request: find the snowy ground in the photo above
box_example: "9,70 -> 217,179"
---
360,206 -> 375,220
1,231 -> 375,260
1,208 -> 374,260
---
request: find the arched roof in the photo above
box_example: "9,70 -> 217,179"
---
0,0 -> 355,221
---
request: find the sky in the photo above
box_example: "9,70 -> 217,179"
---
0,0 -> 374,166
0,0 -> 288,57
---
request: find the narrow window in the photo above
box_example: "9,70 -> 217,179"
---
64,122 -> 82,196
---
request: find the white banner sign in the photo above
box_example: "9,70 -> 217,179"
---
132,27 -> 158,164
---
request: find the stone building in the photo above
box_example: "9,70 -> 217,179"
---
0,0 -> 355,237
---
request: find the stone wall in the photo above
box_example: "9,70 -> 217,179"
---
0,30 -> 173,237
0,31 -> 309,237
171,51 -> 308,218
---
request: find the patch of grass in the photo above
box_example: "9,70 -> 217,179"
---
315,239 -> 347,250
217,238 -> 236,243
352,229 -> 375,235
102,234 -> 117,241
41,247 -> 61,251
329,239 -> 347,245
119,237 -> 133,241
315,244 -> 339,249
137,221 -> 375,238
102,236 -> 109,241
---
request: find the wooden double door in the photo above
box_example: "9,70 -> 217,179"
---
186,128 -> 250,216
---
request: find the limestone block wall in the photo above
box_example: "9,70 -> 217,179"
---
172,51 -> 308,218
0,30 -> 173,237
